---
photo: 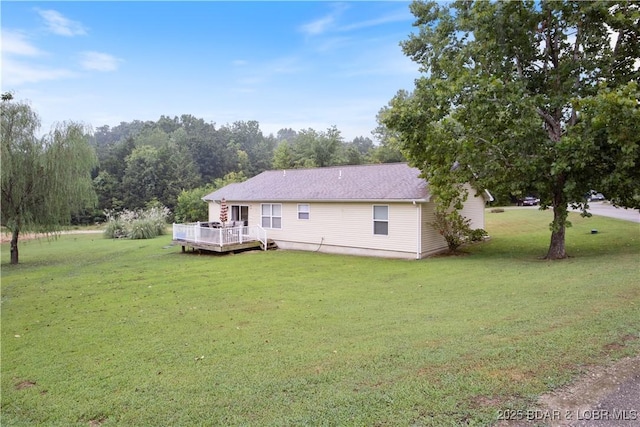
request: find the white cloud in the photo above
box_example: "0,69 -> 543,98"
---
36,9 -> 87,36
338,10 -> 413,33
300,15 -> 336,36
79,51 -> 122,72
299,3 -> 349,36
1,29 -> 44,56
2,58 -> 76,86
301,6 -> 411,37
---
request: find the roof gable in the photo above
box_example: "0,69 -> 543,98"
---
203,163 -> 430,202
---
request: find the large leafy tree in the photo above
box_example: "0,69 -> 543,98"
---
272,140 -> 294,169
174,185 -> 215,223
381,0 -> 639,259
292,126 -> 343,167
1,95 -> 98,264
121,145 -> 164,210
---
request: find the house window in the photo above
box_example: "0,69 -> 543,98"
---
261,204 -> 282,229
373,205 -> 388,235
231,205 -> 249,226
298,204 -> 310,220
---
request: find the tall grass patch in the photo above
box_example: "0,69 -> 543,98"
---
103,206 -> 169,239
2,209 -> 639,426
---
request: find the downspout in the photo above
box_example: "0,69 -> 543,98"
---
415,201 -> 421,259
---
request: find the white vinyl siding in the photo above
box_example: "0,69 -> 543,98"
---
459,184 -> 487,230
297,204 -> 310,220
261,202 -> 418,255
261,203 -> 282,229
204,184 -> 486,259
419,201 -> 448,256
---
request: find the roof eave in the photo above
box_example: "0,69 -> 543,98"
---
204,197 -> 431,203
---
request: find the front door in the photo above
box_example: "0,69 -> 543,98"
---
231,205 -> 249,226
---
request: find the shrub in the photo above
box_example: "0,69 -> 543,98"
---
174,186 -> 213,223
142,205 -> 170,237
128,218 -> 156,240
469,228 -> 488,242
431,209 -> 472,253
103,211 -> 127,239
103,206 -> 170,240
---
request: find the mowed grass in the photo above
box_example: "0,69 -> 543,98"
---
1,209 -> 639,426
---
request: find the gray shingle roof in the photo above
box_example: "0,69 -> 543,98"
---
203,163 -> 430,202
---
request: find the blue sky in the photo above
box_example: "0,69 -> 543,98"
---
2,1 -> 421,141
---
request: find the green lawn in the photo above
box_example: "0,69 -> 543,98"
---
2,209 -> 639,426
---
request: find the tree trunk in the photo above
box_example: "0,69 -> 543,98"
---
545,203 -> 568,260
10,228 -> 19,264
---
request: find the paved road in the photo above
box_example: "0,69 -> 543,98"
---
576,201 -> 640,223
505,203 -> 640,223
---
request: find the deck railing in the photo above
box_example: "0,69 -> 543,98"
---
173,223 -> 267,250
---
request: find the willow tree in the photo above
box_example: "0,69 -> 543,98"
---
1,95 -> 98,264
380,0 -> 639,259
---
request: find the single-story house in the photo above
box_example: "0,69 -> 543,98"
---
202,163 -> 490,259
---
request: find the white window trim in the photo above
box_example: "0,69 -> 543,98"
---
261,203 -> 282,229
373,205 -> 389,236
297,204 -> 310,220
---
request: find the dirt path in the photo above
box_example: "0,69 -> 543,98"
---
496,355 -> 640,426
1,229 -> 103,244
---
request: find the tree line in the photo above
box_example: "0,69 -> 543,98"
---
89,115 -> 404,220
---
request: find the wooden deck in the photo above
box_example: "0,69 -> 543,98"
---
172,223 -> 271,254
173,238 -> 264,253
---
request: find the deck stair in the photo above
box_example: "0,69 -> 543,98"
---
263,239 -> 278,250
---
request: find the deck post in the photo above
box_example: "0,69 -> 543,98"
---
196,222 -> 201,243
